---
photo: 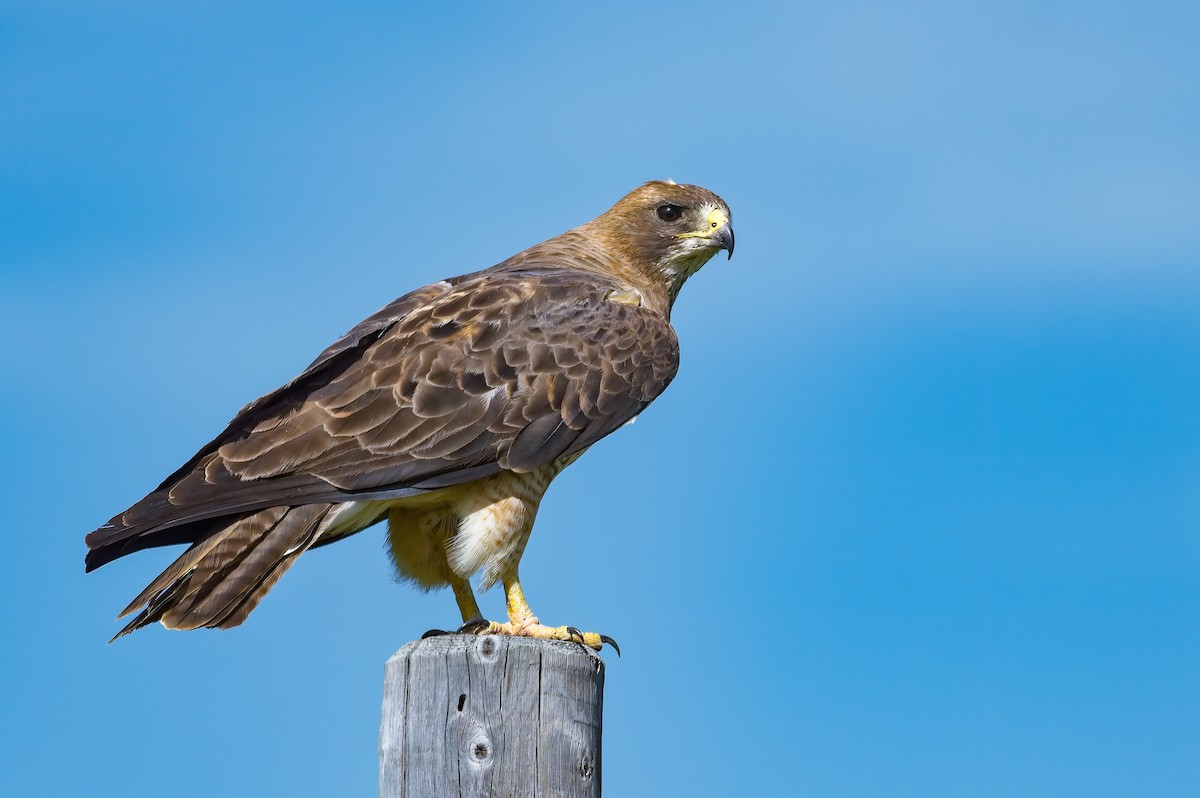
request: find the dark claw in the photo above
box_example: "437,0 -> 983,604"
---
599,635 -> 621,657
457,618 -> 491,635
421,628 -> 449,639
564,626 -> 584,644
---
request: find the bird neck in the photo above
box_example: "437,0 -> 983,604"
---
507,228 -> 677,318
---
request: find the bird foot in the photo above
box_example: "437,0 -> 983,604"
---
463,616 -> 619,654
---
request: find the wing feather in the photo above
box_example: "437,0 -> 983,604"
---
85,266 -> 679,569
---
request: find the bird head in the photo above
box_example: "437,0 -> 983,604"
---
595,181 -> 734,300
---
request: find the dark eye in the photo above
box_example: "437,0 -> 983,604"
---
656,204 -> 684,222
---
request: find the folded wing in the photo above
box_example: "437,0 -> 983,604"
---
85,266 -> 680,571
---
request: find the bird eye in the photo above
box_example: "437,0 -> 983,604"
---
656,204 -> 684,222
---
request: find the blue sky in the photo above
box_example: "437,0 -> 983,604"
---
3,2 -> 1198,795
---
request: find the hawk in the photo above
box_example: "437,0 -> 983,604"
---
85,181 -> 734,650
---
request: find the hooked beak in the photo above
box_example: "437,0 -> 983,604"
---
676,208 -> 735,259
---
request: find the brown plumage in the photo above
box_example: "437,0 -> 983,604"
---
86,181 -> 734,646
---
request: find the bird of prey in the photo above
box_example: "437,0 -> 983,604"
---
85,181 -> 734,650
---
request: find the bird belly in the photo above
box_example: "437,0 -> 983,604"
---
384,452 -> 585,592
446,473 -> 543,589
447,452 -> 585,588
386,504 -> 459,588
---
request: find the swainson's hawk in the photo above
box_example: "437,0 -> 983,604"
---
85,181 -> 734,650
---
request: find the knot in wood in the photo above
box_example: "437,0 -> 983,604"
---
381,636 -> 605,795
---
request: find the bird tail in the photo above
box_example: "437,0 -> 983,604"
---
111,503 -> 332,641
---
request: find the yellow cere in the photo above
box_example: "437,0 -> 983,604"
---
676,207 -> 729,239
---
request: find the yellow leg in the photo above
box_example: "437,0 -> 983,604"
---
467,570 -> 615,652
503,575 -> 537,630
449,575 -> 483,624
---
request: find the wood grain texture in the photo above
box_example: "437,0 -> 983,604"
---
380,635 -> 605,798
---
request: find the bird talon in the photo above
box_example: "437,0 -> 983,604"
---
421,628 -> 449,639
564,626 -> 584,644
599,634 -> 621,657
457,618 -> 492,635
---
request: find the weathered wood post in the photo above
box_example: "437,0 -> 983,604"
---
380,635 -> 605,797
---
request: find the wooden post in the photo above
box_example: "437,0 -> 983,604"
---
380,635 -> 605,798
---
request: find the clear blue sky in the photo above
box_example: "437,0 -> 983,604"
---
3,2 -> 1197,795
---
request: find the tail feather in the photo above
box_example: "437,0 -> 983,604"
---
117,525 -> 242,619
112,504 -> 331,639
211,546 -> 308,629
164,504 -> 327,628
160,507 -> 291,626
111,572 -> 195,641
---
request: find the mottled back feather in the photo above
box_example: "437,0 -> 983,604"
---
86,267 -> 679,568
